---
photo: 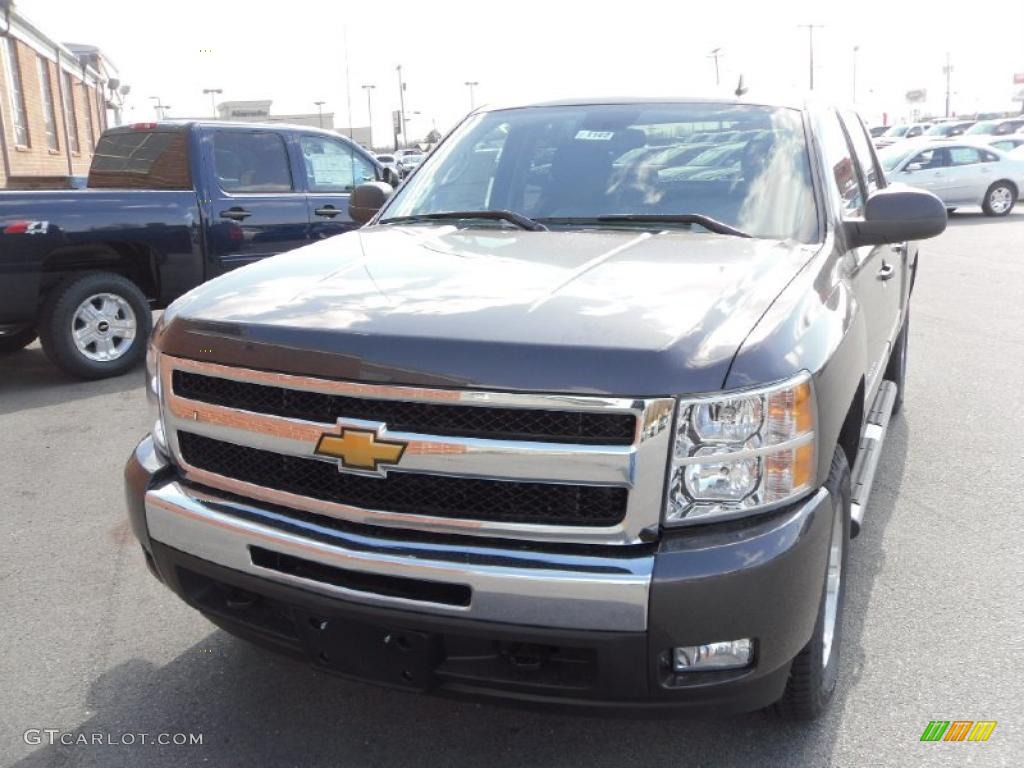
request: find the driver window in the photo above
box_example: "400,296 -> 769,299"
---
299,136 -> 376,193
906,149 -> 946,171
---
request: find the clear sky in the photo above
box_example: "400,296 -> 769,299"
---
20,0 -> 1024,146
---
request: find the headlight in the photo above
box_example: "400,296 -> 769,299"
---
145,334 -> 169,456
666,373 -> 816,525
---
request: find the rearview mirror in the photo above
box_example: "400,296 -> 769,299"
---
843,186 -> 947,247
349,182 -> 394,225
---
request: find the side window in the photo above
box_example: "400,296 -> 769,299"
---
948,147 -> 982,166
906,149 -> 946,171
299,136 -> 376,192
213,131 -> 293,193
818,110 -> 863,217
989,142 -> 1011,153
841,111 -> 881,194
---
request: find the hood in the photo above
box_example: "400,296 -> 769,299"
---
161,225 -> 818,396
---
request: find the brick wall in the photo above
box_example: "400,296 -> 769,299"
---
1,37 -> 102,186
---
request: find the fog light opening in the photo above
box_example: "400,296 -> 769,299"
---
672,639 -> 753,672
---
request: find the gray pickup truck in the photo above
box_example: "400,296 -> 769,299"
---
125,97 -> 946,718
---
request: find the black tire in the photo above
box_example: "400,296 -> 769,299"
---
774,447 -> 851,720
38,272 -> 151,380
0,325 -> 37,354
981,181 -> 1016,217
884,310 -> 909,415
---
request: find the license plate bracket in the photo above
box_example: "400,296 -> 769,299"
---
293,609 -> 440,691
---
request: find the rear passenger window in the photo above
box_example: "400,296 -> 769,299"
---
818,111 -> 862,217
213,131 -> 293,193
949,147 -> 982,166
841,111 -> 881,195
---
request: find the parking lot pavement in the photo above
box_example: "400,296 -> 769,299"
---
1,209 -> 1021,768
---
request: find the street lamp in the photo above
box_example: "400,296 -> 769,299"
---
203,88 -> 222,119
464,80 -> 479,110
851,46 -> 859,103
707,49 -> 724,87
313,101 -> 326,129
148,95 -> 170,120
361,84 -> 376,147
797,24 -> 825,90
396,65 -> 408,146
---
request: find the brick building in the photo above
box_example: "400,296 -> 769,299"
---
0,6 -> 118,188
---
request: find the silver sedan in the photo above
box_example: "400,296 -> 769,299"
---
879,140 -> 1024,216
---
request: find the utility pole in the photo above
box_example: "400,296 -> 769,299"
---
851,46 -> 859,103
361,84 -> 375,148
313,101 -> 325,129
943,53 -> 953,117
464,80 -> 479,110
707,48 -> 724,87
202,88 -> 222,119
797,24 -> 824,91
396,65 -> 408,148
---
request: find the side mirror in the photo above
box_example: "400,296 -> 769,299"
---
381,166 -> 402,187
843,186 -> 947,247
349,181 -> 394,225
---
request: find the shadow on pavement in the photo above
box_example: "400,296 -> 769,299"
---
0,344 -> 143,416
944,209 -> 1023,227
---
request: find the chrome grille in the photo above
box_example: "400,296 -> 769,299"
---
160,355 -> 675,545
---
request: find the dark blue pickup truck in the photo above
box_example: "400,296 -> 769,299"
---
0,121 -> 394,379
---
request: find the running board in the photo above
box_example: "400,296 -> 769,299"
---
849,380 -> 898,538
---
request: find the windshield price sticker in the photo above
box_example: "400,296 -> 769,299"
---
574,130 -> 615,141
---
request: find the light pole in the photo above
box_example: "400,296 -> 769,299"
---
203,88 -> 222,119
851,46 -> 859,103
943,53 -> 953,117
464,80 -> 479,110
361,84 -> 375,147
396,65 -> 408,147
797,24 -> 825,90
313,101 -> 326,129
148,95 -> 170,120
707,48 -> 724,87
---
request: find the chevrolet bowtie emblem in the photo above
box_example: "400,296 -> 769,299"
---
314,426 -> 406,477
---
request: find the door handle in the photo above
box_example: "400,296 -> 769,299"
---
219,207 -> 251,221
314,205 -> 342,218
877,261 -> 895,281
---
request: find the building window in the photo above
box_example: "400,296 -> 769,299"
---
37,56 -> 59,151
83,87 -> 95,148
61,70 -> 80,153
1,37 -> 30,146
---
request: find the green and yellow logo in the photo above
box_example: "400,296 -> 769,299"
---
920,721 -> 997,742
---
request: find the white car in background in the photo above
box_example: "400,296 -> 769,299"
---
960,134 -> 1024,154
873,122 -> 929,149
879,140 -> 1024,216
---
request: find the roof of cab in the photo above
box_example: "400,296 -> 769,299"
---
473,94 -> 814,114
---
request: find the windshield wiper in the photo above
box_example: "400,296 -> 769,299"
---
539,214 -> 750,238
379,210 -> 547,232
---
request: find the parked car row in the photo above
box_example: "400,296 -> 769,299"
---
873,116 -> 1024,150
374,148 -> 427,178
879,140 -> 1024,216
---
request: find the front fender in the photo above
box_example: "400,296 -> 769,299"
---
725,241 -> 867,485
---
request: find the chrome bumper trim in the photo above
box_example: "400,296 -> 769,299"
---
145,479 -> 654,631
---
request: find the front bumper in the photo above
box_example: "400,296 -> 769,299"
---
126,435 -> 833,712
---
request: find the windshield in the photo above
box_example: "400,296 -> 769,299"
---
382,103 -> 817,242
883,125 -> 909,138
924,123 -> 952,136
965,121 -> 996,135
